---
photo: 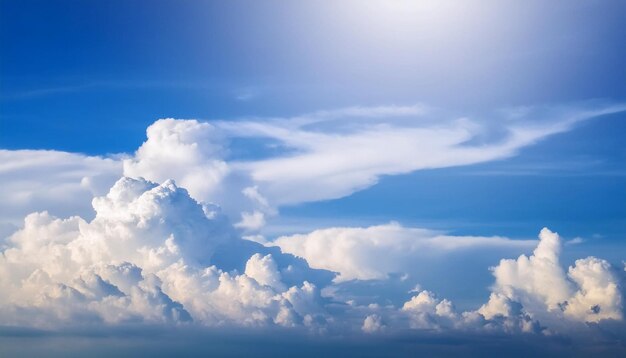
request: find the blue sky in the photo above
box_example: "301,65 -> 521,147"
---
2,0 -> 624,241
1,0 -> 626,356
2,0 -> 625,153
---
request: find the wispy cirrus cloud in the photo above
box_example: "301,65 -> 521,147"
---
222,101 -> 626,206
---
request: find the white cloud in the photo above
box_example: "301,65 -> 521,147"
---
1,102 -> 625,340
490,228 -> 573,312
123,119 -> 230,204
488,228 -> 623,324
0,175 -> 623,338
362,314 -> 386,333
564,257 -> 622,322
269,222 -> 536,282
402,290 -> 456,330
244,253 -> 286,291
235,211 -> 267,231
388,229 -> 624,335
1,102 -> 624,236
0,177 -> 327,329
227,102 -> 626,206
0,149 -> 122,236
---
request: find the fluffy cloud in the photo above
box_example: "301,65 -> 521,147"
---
489,228 -> 623,324
319,228 -> 624,338
268,225 -> 624,335
0,177 -> 327,329
362,314 -> 386,333
402,290 -> 458,329
1,103 -> 625,342
269,222 -> 536,282
386,228 -> 624,337
565,257 -> 622,322
399,290 -> 545,334
490,228 -> 572,312
123,119 -> 230,205
0,175 -> 623,339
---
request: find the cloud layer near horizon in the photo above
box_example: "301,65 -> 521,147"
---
0,175 -> 623,340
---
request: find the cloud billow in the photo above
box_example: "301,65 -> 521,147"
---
0,175 -> 623,341
0,102 -> 625,351
0,177 -> 329,329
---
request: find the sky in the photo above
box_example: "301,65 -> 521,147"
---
1,0 -> 625,356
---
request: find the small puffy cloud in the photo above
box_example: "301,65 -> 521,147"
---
269,223 -> 535,282
244,253 -> 286,291
402,290 -> 455,330
362,314 -> 386,333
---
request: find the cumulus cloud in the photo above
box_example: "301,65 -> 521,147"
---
565,257 -> 622,322
123,119 -> 230,204
0,175 -> 623,339
387,227 -> 624,336
402,290 -> 458,330
489,228 -> 623,324
347,288 -> 545,336
1,102 -> 625,343
362,314 -> 386,333
0,177 -> 327,329
490,228 -> 573,312
321,228 -> 624,337
267,225 -> 624,335
269,222 -> 536,282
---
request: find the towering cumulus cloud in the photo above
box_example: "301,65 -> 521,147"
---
486,228 -> 623,324
0,177 -> 327,329
391,228 -> 624,335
